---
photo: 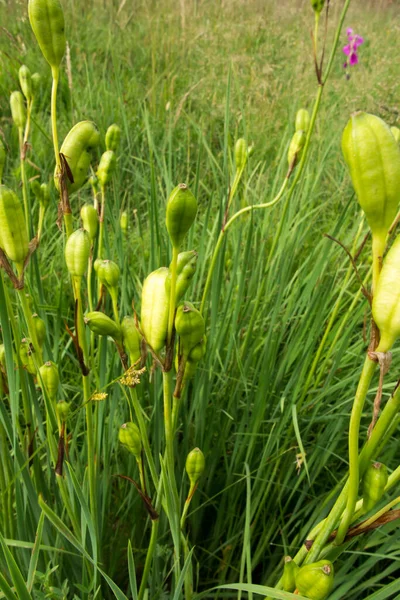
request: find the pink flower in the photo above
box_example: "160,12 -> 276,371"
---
342,27 -> 364,69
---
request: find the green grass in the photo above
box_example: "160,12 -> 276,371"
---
1,0 -> 400,598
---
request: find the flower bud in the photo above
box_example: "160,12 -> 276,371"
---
65,229 -> 90,278
119,422 -> 141,459
28,0 -> 66,69
84,311 -> 122,340
166,184 -> 197,248
372,236 -> 400,351
39,361 -> 59,401
141,267 -> 170,352
121,316 -> 141,364
234,138 -> 248,171
342,112 -> 400,244
19,65 -> 33,102
282,557 -> 299,592
311,0 -> 325,15
80,204 -> 98,241
31,73 -> 41,97
295,109 -> 310,133
20,339 -> 36,375
175,302 -> 205,358
362,462 -> 388,513
32,314 -> 46,348
120,210 -> 128,233
185,448 -> 205,487
165,250 -> 198,302
95,259 -> 120,289
0,139 -> 6,183
391,126 -> 400,145
10,91 -> 26,130
0,185 -> 29,266
288,130 -> 306,167
96,150 -> 116,187
56,400 -> 70,421
295,560 -> 334,600
105,124 -> 121,152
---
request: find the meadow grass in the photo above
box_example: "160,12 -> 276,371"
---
0,0 -> 400,598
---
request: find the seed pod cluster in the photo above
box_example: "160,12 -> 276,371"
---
119,422 -> 141,459
175,302 -> 205,358
166,184 -> 197,249
84,311 -> 121,340
165,250 -> 198,303
65,229 -> 90,278
0,185 -> 29,267
28,0 -> 66,69
10,91 -> 26,130
362,462 -> 388,513
295,560 -> 334,600
141,267 -> 170,352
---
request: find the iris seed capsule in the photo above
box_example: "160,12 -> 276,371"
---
96,150 -> 116,187
141,267 -> 170,352
121,316 -> 141,364
362,462 -> 388,513
32,314 -> 46,348
105,124 -> 121,152
311,0 -> 325,14
0,185 -> 29,266
28,0 -> 66,69
120,211 -> 128,233
20,339 -> 36,375
166,184 -> 197,249
40,183 -> 50,208
65,229 -> 90,278
234,138 -> 248,171
295,560 -> 334,600
185,448 -> 205,488
84,311 -> 122,340
80,204 -> 99,240
175,302 -> 205,357
372,236 -> 400,351
56,400 -> 70,421
39,361 -> 60,401
119,422 -> 141,459
95,259 -> 120,289
19,65 -> 33,102
10,91 -> 26,130
165,250 -> 198,302
282,557 -> 300,592
288,130 -> 306,167
295,108 -> 310,133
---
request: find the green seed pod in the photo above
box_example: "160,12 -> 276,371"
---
372,236 -> 400,351
295,560 -> 334,600
175,302 -> 205,358
32,314 -> 46,348
84,311 -> 122,340
120,211 -> 128,233
288,130 -> 306,167
10,91 -> 26,130
121,316 -> 141,364
28,0 -> 66,69
165,250 -> 198,302
80,204 -> 99,240
19,65 -> 33,102
105,124 -> 122,152
282,557 -> 300,593
64,229 -> 90,278
40,183 -> 50,208
185,448 -> 205,487
342,112 -> 400,245
31,73 -> 41,97
182,360 -> 197,382
0,185 -> 29,266
95,259 -> 120,289
20,339 -> 36,375
56,400 -> 70,421
311,0 -> 325,14
234,138 -> 248,171
96,150 -> 116,187
166,184 -> 198,248
362,462 -> 388,513
119,422 -> 141,459
188,336 -> 206,363
141,267 -> 170,352
0,139 -> 6,183
295,109 -> 310,133
391,126 -> 400,145
39,361 -> 59,400
55,121 -> 101,194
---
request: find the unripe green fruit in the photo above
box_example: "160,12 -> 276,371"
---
19,65 -> 33,102
295,108 -> 310,133
55,121 -> 101,194
311,0 -> 325,14
175,302 -> 205,357
40,183 -> 50,207
28,0 -> 66,69
186,448 -> 205,487
39,361 -> 59,401
10,91 -> 26,130
166,184 -> 197,248
80,204 -> 98,240
32,314 -> 46,348
31,73 -> 41,96
362,462 -> 388,513
84,311 -> 121,340
105,124 -> 121,152
391,126 -> 400,145
282,557 -> 300,592
96,150 -> 116,187
372,236 -> 400,351
0,139 -> 6,183
121,316 -> 141,364
0,185 -> 29,266
288,130 -> 306,167
234,138 -> 248,171
141,267 -> 170,352
165,250 -> 198,302
342,112 -> 400,243
20,339 -> 36,375
95,259 -> 120,289
65,229 -> 90,278
56,400 -> 70,420
188,336 -> 206,363
119,422 -> 141,458
295,560 -> 334,600
120,211 -> 128,233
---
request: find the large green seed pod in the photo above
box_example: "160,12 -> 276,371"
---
0,185 -> 29,266
188,336 -> 206,363
28,0 -> 66,69
31,73 -> 41,97
64,229 -> 90,278
234,138 -> 248,171
0,139 -> 6,183
32,314 -> 46,348
80,204 -> 98,240
120,211 -> 128,233
372,236 -> 400,351
39,361 -> 59,400
84,311 -> 121,340
175,302 -> 205,357
288,130 -> 306,167
166,184 -> 197,248
282,557 -> 300,593
362,462 -> 388,513
295,109 -> 310,133
10,91 -> 26,130
342,112 -> 400,244
121,316 -> 141,364
95,259 -> 120,289
20,339 -> 36,375
295,561 -> 334,600
186,448 -> 205,487
96,150 -> 116,187
141,267 -> 170,352
311,0 -> 325,14
19,65 -> 33,102
55,121 -> 101,194
119,422 -> 141,459
391,126 -> 400,145
165,250 -> 198,302
56,400 -> 70,421
105,124 -> 121,152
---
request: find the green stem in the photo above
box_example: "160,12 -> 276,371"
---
19,128 -> 30,236
167,246 -> 179,344
98,186 -> 106,261
163,370 -> 174,479
137,476 -> 163,600
127,387 -> 158,491
51,67 -> 61,173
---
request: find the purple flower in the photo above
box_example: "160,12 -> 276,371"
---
342,27 -> 364,70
